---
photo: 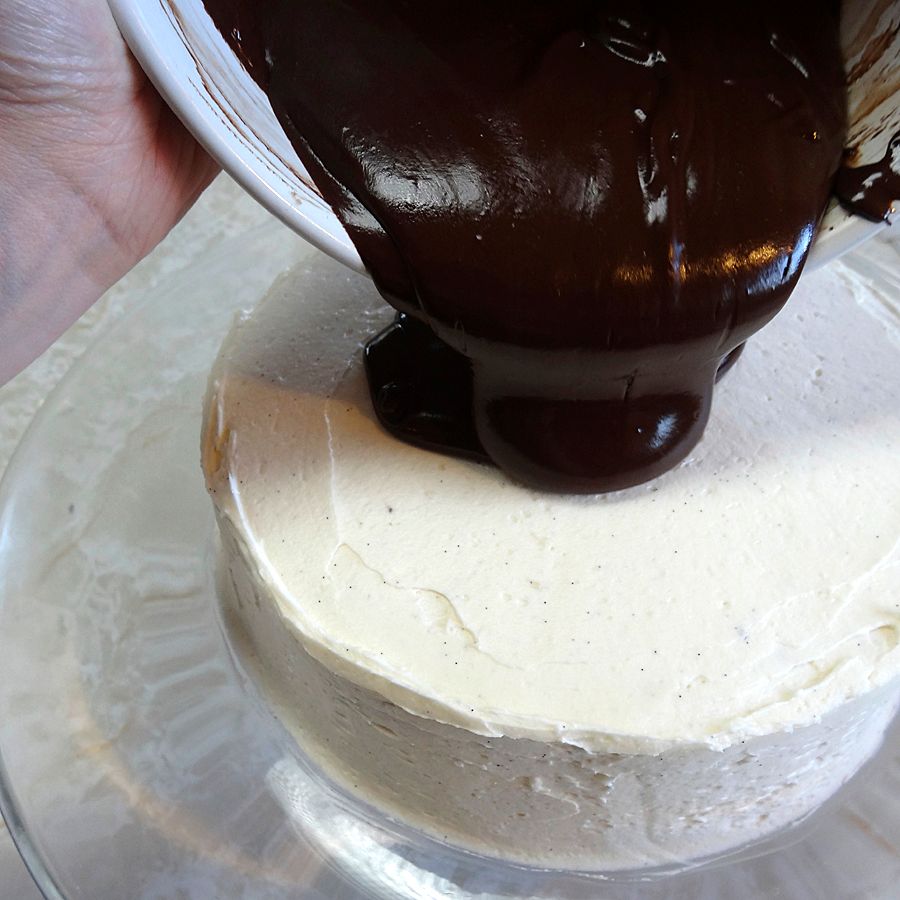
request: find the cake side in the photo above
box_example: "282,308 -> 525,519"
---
216,510 -> 899,870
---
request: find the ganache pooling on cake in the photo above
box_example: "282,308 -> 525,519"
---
204,1 -> 848,493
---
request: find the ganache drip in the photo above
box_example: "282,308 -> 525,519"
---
204,1 -> 847,493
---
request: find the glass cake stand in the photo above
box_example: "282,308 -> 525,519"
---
0,220 -> 898,900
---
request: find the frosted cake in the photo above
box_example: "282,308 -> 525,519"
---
203,252 -> 900,870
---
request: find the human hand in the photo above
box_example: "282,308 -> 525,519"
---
0,0 -> 219,384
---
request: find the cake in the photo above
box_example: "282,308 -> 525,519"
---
199,1 -> 897,872
203,249 -> 900,871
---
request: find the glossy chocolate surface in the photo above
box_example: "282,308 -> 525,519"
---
205,1 -> 846,492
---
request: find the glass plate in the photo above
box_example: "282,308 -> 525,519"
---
1,220 -> 898,900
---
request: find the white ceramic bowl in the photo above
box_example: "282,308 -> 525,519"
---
108,0 -> 900,273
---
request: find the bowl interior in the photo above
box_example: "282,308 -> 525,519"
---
110,0 -> 900,273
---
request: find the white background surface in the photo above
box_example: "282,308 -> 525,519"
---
0,175 -> 896,899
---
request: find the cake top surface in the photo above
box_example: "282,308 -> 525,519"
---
205,250 -> 900,752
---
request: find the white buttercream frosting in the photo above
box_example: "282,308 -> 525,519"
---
205,251 -> 899,868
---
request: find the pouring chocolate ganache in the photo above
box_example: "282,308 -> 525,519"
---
204,1 -> 847,493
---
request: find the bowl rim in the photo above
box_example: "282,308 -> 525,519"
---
108,0 -> 367,275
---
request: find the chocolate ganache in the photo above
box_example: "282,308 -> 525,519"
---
205,1 -> 847,492
835,130 -> 900,223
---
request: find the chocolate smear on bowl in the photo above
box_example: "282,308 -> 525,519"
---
835,130 -> 900,223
